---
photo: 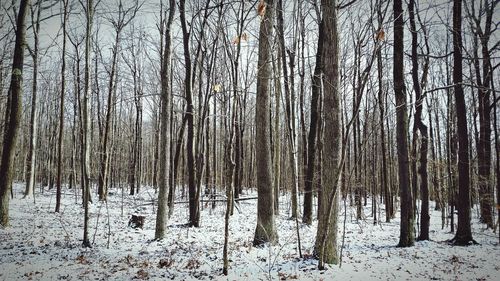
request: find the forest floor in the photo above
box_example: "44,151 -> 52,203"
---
0,183 -> 499,280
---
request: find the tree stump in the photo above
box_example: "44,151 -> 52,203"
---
128,215 -> 145,229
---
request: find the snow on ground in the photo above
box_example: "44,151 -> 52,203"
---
0,183 -> 499,280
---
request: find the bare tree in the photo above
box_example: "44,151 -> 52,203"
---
395,0 -> 414,247
450,0 -> 475,246
276,0 -> 299,219
315,0 -> 341,268
408,0 -> 430,241
374,0 -> 392,222
79,0 -> 96,248
23,0 -> 41,198
55,0 -> 70,212
303,17 -> 323,225
466,0 -> 496,229
0,0 -> 30,226
98,0 -> 140,201
155,0 -> 175,240
179,0 -> 200,227
253,0 -> 278,246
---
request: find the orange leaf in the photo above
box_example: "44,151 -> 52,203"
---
257,0 -> 266,17
375,28 -> 385,41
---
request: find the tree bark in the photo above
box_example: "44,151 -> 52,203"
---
451,0 -> 474,245
276,0 -> 299,219
315,0 -> 340,267
24,0 -> 40,199
155,0 -> 175,240
179,0 -> 199,227
303,20 -> 323,225
81,0 -> 94,248
394,0 -> 414,247
253,0 -> 278,246
376,23 -> 391,222
469,0 -> 495,229
0,0 -> 30,226
56,0 -> 69,212
408,0 -> 430,241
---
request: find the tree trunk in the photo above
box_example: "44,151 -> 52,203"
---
394,0 -> 414,247
253,0 -> 277,246
451,0 -> 474,245
303,20 -> 323,225
24,0 -> 40,199
179,0 -> 199,227
0,0 -> 30,226
222,68 -> 237,275
155,0 -> 175,240
469,0 -> 495,229
276,0 -> 298,219
272,51 -> 281,215
408,0 -> 430,241
493,75 -> 500,244
376,26 -> 390,223
315,0 -> 340,267
56,0 -> 69,212
81,0 -> 94,248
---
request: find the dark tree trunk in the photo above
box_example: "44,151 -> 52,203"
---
303,21 -> 323,225
56,0 -> 69,212
376,27 -> 390,223
494,79 -> 500,244
451,0 -> 474,246
408,0 -> 430,241
179,0 -> 199,227
394,0 -> 414,247
169,114 -> 188,218
276,0 -> 299,219
0,0 -> 30,226
469,0 -> 495,229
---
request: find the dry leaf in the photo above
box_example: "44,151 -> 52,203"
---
232,32 -> 248,45
375,28 -> 385,41
213,84 -> 222,93
136,269 -> 149,280
257,0 -> 266,17
76,254 -> 89,265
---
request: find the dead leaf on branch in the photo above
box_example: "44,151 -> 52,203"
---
375,28 -> 385,41
213,84 -> 222,93
257,0 -> 266,18
232,32 -> 249,45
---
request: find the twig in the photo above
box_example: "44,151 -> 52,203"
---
340,196 -> 348,268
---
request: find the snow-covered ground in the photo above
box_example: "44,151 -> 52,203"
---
0,183 -> 498,280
